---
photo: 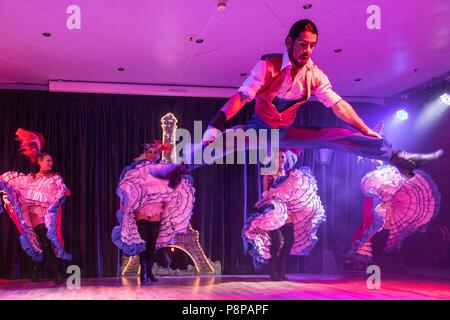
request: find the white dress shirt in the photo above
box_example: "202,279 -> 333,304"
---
239,51 -> 342,108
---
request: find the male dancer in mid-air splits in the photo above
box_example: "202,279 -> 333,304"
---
152,19 -> 443,187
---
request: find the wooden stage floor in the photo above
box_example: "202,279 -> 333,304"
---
1,273 -> 449,300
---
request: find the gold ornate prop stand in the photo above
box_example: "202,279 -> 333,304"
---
121,113 -> 221,276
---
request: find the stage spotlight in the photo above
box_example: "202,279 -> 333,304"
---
440,93 -> 450,106
396,109 -> 409,121
415,95 -> 449,132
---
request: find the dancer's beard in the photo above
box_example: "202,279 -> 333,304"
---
289,45 -> 309,69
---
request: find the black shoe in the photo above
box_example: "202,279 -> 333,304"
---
280,275 -> 289,281
54,273 -> 65,285
146,259 -> 159,282
269,273 -> 282,281
140,261 -> 149,283
391,149 -> 443,177
52,260 -> 65,284
148,268 -> 158,283
395,149 -> 443,166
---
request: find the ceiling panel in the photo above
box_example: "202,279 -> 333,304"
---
0,0 -> 448,97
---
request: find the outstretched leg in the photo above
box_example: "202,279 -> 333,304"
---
269,229 -> 282,281
151,122 -> 443,185
278,223 -> 294,281
281,125 -> 443,177
371,229 -> 390,268
150,122 -> 271,187
136,219 -> 150,283
147,221 -> 161,282
34,224 -> 64,284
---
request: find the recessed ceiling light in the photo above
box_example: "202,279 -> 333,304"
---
240,73 -> 247,77
195,38 -> 204,44
42,32 -> 51,37
187,34 -> 196,42
303,4 -> 313,9
354,78 -> 362,82
117,67 -> 125,71
334,48 -> 343,53
217,0 -> 227,11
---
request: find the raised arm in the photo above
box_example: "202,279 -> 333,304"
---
208,92 -> 251,132
203,60 -> 266,144
312,68 -> 381,139
331,100 -> 381,138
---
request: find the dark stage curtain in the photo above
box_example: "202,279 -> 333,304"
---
1,89 -> 448,279
0,89 -> 260,278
